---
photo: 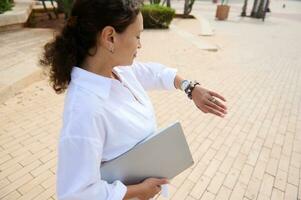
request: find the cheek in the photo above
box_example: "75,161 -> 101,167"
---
115,35 -> 137,55
123,39 -> 137,53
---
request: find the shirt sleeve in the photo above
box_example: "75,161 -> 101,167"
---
131,61 -> 178,91
57,112 -> 127,200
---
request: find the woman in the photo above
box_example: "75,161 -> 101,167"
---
40,0 -> 227,199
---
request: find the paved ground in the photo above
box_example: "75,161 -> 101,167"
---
0,0 -> 301,199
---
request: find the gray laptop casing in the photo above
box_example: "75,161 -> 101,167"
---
100,122 -> 194,185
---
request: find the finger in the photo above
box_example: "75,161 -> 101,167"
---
209,91 -> 227,102
156,178 -> 169,185
196,104 -> 208,114
153,185 -> 161,194
204,105 -> 225,117
212,98 -> 228,111
205,100 -> 227,114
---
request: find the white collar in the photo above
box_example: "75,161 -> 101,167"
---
71,67 -> 113,99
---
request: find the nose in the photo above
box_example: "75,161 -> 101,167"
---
137,40 -> 142,49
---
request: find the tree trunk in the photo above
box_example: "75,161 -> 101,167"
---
251,0 -> 259,17
241,0 -> 248,16
183,0 -> 195,16
166,0 -> 171,7
161,0 -> 171,7
255,0 -> 265,18
55,0 -> 65,13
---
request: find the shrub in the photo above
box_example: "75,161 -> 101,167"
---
141,4 -> 175,29
0,0 -> 13,14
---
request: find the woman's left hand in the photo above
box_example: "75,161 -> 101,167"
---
191,85 -> 227,117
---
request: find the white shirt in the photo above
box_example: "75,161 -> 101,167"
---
57,61 -> 178,200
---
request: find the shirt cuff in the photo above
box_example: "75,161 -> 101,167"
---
112,180 -> 127,200
161,67 -> 178,91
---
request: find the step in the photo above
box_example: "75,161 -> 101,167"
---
193,13 -> 215,36
170,24 -> 218,52
0,28 -> 54,103
0,0 -> 34,32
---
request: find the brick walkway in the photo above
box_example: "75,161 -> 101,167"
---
0,1 -> 301,199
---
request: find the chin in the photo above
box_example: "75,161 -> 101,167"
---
118,60 -> 134,67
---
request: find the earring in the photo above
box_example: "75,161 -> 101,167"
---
110,46 -> 114,54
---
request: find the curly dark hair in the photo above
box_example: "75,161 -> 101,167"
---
40,0 -> 142,94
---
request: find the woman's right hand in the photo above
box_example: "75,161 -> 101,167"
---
136,178 -> 169,200
124,177 -> 169,200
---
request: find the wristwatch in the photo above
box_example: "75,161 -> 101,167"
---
180,80 -> 190,91
186,81 -> 200,99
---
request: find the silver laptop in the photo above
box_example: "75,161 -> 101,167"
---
100,122 -> 194,185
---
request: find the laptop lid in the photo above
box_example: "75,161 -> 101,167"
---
100,122 -> 194,185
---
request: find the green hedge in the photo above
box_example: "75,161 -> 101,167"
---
0,0 -> 13,14
141,4 -> 175,29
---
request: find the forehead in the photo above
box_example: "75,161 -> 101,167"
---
128,12 -> 144,32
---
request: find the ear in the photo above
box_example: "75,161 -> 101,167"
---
99,26 -> 115,49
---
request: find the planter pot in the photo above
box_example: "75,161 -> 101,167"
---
215,5 -> 230,20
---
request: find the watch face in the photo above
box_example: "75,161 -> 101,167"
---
181,80 -> 190,91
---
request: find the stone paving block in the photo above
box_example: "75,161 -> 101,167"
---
265,158 -> 279,177
184,195 -> 197,200
1,190 -> 22,200
30,158 -> 56,178
223,168 -> 240,190
258,147 -> 271,163
0,163 -> 23,180
240,140 -> 253,155
252,161 -> 267,181
233,153 -> 248,170
229,181 -> 247,200
271,188 -> 284,200
214,145 -> 229,162
291,152 -> 301,168
32,184 -> 55,200
204,159 -> 221,178
41,173 -> 56,189
187,161 -> 208,183
215,186 -> 231,200
0,178 -> 10,190
287,166 -> 299,187
259,173 -> 274,197
17,185 -> 44,200
274,169 -> 288,192
17,170 -> 53,195
193,139 -> 212,162
257,193 -> 271,200
172,179 -> 195,200
171,168 -> 192,188
0,174 -> 33,199
201,148 -> 217,165
219,156 -> 235,174
284,183 -> 298,200
200,191 -> 215,200
245,177 -> 261,200
190,175 -> 211,199
206,171 -> 225,194
7,160 -> 41,182
298,178 -> 301,200
278,154 -> 290,172
238,164 -> 254,186
19,148 -> 50,167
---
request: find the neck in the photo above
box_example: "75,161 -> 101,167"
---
81,55 -> 115,79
